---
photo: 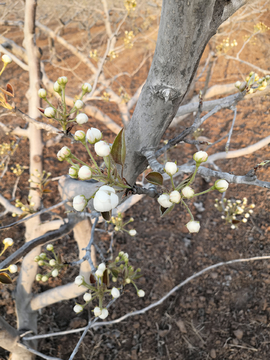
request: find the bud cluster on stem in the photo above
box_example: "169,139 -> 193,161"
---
154,154 -> 230,234
72,253 -> 145,318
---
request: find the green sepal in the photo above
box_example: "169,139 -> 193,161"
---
159,204 -> 175,217
101,211 -> 111,222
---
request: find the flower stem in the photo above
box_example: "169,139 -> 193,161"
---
187,163 -> 199,185
192,186 -> 215,198
85,144 -> 103,176
170,174 -> 175,190
181,198 -> 194,220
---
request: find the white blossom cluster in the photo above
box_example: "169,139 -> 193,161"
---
156,151 -> 229,234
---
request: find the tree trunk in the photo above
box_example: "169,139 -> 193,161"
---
124,0 -> 247,185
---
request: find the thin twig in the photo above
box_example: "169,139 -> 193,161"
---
23,255 -> 270,343
0,218 -> 79,269
0,199 -> 68,230
225,106 -> 237,152
17,341 -> 62,360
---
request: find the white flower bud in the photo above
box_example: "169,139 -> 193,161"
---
123,253 -> 129,262
39,253 -> 46,259
129,229 -> 137,236
76,113 -> 88,125
93,185 -> 119,212
57,76 -> 68,85
86,128 -> 102,144
169,190 -> 181,204
53,81 -> 61,92
98,263 -> 106,272
157,194 -> 173,208
8,264 -> 17,273
95,269 -> 104,277
52,269 -> 58,277
75,275 -> 84,286
2,54 -> 12,64
125,278 -> 131,284
73,195 -> 88,212
60,146 -> 71,158
69,165 -> 79,178
94,141 -> 111,157
111,287 -> 120,298
57,150 -> 65,161
83,292 -> 92,302
82,83 -> 92,93
215,179 -> 229,193
182,186 -> 194,199
231,225 -> 236,229
74,100 -> 84,109
193,151 -> 208,163
74,130 -> 86,141
36,274 -> 42,281
73,304 -> 83,313
46,244 -> 53,251
245,213 -> 250,218
99,308 -> 109,319
78,166 -> 92,180
41,275 -> 48,282
165,162 -> 178,176
34,256 -> 40,262
38,88 -> 47,98
137,289 -> 145,297
94,306 -> 102,317
38,260 -> 44,266
44,107 -> 56,118
49,259 -> 56,266
235,81 -> 241,88
242,218 -> 247,223
3,238 -> 13,246
186,220 -> 200,233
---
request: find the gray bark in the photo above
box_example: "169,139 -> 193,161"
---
124,0 -> 247,185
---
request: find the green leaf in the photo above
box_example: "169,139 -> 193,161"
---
0,272 -> 12,284
145,171 -> 163,186
175,174 -> 193,191
101,211 -> 111,222
111,128 -> 126,166
159,204 -> 175,217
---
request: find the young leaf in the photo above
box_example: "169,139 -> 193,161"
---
101,211 -> 111,222
0,272 -> 12,284
145,171 -> 163,186
111,128 -> 126,166
159,204 -> 175,217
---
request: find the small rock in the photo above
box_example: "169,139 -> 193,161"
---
211,272 -> 218,279
176,319 -> 187,333
234,329 -> 243,340
210,349 -> 216,359
69,317 -> 87,329
133,322 -> 140,329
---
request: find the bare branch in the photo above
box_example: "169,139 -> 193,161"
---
36,21 -> 97,75
175,163 -> 270,189
0,218 -> 79,270
207,133 -> 270,163
0,193 -> 23,215
12,107 -> 60,135
0,199 -> 68,230
0,44 -> 29,71
23,255 -> 270,341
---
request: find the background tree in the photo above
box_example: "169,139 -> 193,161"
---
0,0 -> 270,359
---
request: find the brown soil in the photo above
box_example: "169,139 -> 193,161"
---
1,3 -> 270,360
